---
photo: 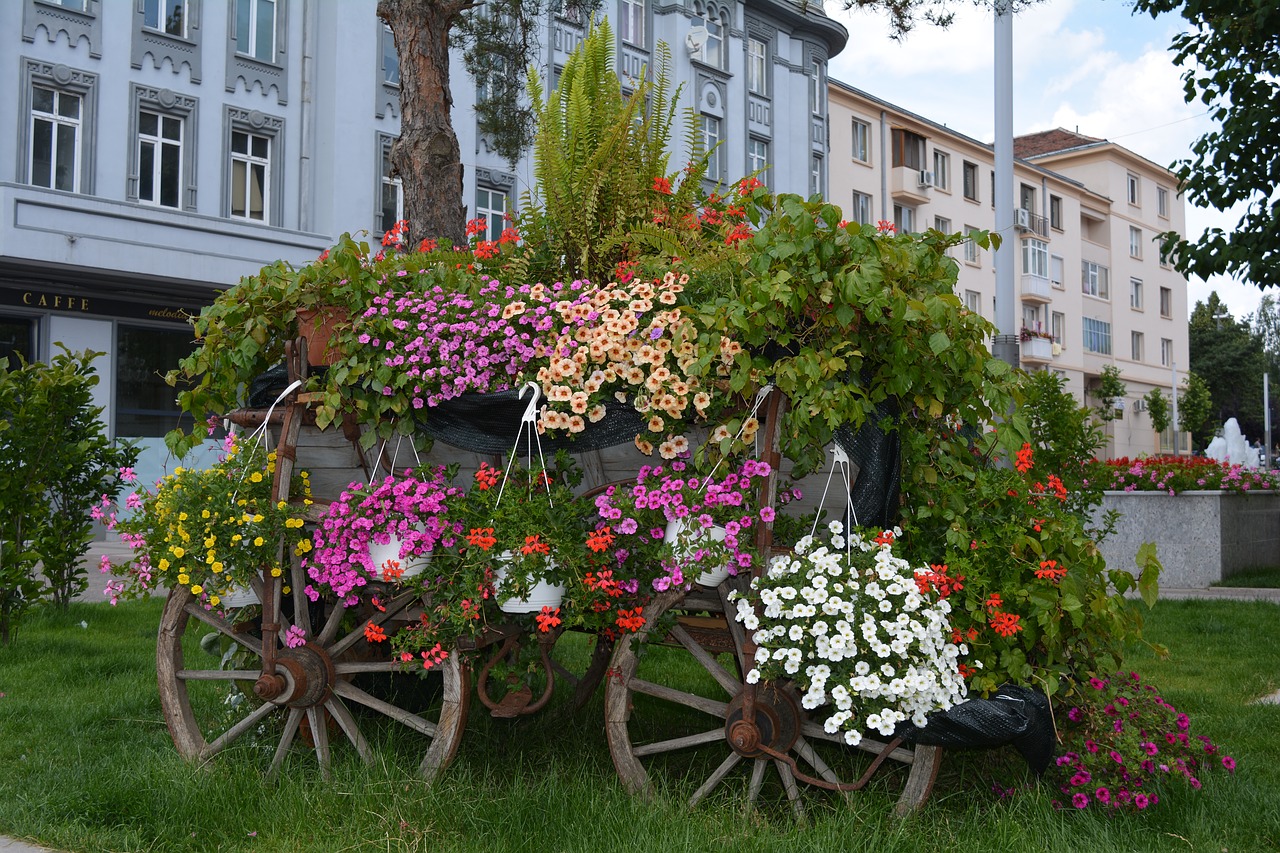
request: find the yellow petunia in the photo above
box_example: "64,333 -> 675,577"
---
209,595 -> 221,607
212,562 -> 223,573
172,546 -> 186,558
250,472 -> 263,483
271,567 -> 282,578
191,584 -> 202,595
158,558 -> 170,570
254,536 -> 265,547
177,574 -> 190,585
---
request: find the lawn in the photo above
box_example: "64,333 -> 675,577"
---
0,597 -> 1277,853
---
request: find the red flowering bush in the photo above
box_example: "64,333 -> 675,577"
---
1089,455 -> 1276,495
1054,671 -> 1236,812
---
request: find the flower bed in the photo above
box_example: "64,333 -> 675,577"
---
1088,455 -> 1276,494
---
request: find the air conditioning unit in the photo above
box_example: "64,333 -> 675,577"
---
917,170 -> 934,188
1015,208 -> 1032,231
1134,398 -> 1148,413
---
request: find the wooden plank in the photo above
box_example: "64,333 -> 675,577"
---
631,728 -> 726,757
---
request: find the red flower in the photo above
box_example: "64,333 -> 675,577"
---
724,224 -> 753,245
615,607 -> 645,633
380,560 -> 404,582
652,176 -> 673,194
1035,559 -> 1067,582
473,240 -> 499,259
364,621 -> 387,643
418,237 -> 438,252
737,176 -> 763,194
873,530 -> 896,546
989,611 -> 1023,637
465,216 -> 487,237
535,606 -> 562,633
1015,442 -> 1035,473
985,592 -> 1003,610
467,527 -> 497,551
474,463 -> 500,490
586,525 -> 615,553
521,534 -> 550,556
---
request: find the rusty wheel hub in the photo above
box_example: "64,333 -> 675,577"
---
253,643 -> 336,709
724,684 -> 802,758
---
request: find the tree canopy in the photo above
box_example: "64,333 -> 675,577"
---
1189,292 -> 1270,442
1130,0 -> 1280,289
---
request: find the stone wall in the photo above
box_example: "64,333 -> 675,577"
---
1097,491 -> 1280,588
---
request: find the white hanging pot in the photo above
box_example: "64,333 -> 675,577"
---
664,518 -> 732,587
493,552 -> 565,613
367,526 -> 431,580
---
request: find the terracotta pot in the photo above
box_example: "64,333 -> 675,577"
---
296,306 -> 347,366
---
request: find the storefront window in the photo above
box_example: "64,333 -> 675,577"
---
115,324 -> 196,437
0,315 -> 36,366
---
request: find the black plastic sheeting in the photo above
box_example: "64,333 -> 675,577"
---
899,684 -> 1056,775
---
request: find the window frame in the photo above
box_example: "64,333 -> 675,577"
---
1126,172 -> 1140,206
964,289 -> 982,316
1051,311 -> 1065,345
893,203 -> 916,234
963,225 -> 980,265
377,133 -> 403,237
746,36 -> 768,96
474,184 -> 510,243
1157,185 -> 1169,219
890,129 -> 926,171
1160,337 -> 1173,367
143,0 -> 188,37
1130,277 -> 1143,311
701,114 -> 723,183
620,0 -> 645,47
222,106 -> 283,225
1049,194 -> 1063,230
1022,237 -> 1049,279
1082,261 -> 1109,300
1050,254 -> 1065,289
1131,331 -> 1144,362
380,22 -> 400,87
850,190 -> 872,225
962,161 -> 979,201
747,137 -> 769,182
128,84 -> 197,211
29,84 -> 83,193
1129,225 -> 1143,259
1082,317 -> 1112,355
1159,286 -> 1172,319
21,59 -> 99,195
932,149 -> 949,191
234,0 -> 277,63
851,117 -> 870,164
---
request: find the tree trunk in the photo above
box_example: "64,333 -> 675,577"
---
377,0 -> 470,248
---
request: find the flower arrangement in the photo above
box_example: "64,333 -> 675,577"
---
304,467 -> 462,605
1088,455 -> 1276,495
732,521 -> 968,744
101,435 -> 312,609
1054,671 -> 1236,812
592,457 -> 778,592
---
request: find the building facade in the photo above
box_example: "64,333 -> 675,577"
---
828,82 -> 1191,459
1,0 -> 846,480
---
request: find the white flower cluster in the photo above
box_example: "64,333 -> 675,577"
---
733,521 -> 967,745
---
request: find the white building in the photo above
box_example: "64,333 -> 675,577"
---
1,0 -> 846,478
828,82 -> 1191,458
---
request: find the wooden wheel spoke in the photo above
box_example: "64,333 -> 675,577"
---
182,603 -> 263,656
668,624 -> 740,697
747,757 -> 768,805
774,759 -> 807,820
290,555 -> 312,636
800,722 -> 916,764
632,728 -> 725,757
688,751 -> 743,807
325,697 -> 373,764
316,596 -> 347,646
177,669 -> 262,681
267,708 -> 305,780
307,706 -> 331,778
202,699 -> 278,759
628,677 -> 729,718
792,736 -> 848,790
332,680 -> 439,738
334,660 -> 401,675
329,588 -> 420,658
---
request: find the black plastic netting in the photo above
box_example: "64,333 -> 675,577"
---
898,684 -> 1056,775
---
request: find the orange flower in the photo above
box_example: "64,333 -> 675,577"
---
873,530 -> 896,546
615,607 -> 645,633
985,592 -> 1003,610
1034,559 -> 1067,582
586,525 -> 615,553
652,176 -> 673,194
535,606 -> 562,633
1015,442 -> 1035,473
364,621 -> 387,643
467,527 -> 497,551
521,534 -> 550,556
381,559 -> 404,581
474,464 -> 500,490
989,611 -> 1023,637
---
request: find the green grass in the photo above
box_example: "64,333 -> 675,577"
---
1,598 -> 1279,852
1212,566 -> 1280,588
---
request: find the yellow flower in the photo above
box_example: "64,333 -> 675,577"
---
212,562 -> 223,573
209,595 -> 221,607
191,584 -> 202,595
204,537 -> 215,548
282,585 -> 291,595
250,472 -> 263,483
232,534 -> 243,543
254,536 -> 265,547
158,558 -> 170,571
252,514 -> 264,523
177,574 -> 190,585
271,567 -> 282,578
294,540 -> 312,555
201,509 -> 210,519
178,512 -> 188,521
172,546 -> 186,558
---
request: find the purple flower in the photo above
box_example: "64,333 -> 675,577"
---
1072,792 -> 1089,809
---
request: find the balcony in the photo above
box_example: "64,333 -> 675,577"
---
1021,274 -> 1052,303
1021,336 -> 1053,363
890,166 -> 930,204
1015,209 -> 1049,237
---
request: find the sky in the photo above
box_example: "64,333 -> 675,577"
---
824,0 -> 1268,323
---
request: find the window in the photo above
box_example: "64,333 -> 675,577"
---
144,0 -> 187,36
851,118 -> 870,163
891,129 -> 926,170
893,204 -> 916,234
475,53 -> 509,104
1129,226 -> 1142,258
850,191 -> 872,225
962,161 -> 979,201
235,0 -> 276,62
809,60 -> 823,116
1082,318 -> 1112,355
810,154 -> 823,198
1127,172 -> 1140,205
115,325 -> 200,438
1130,277 -> 1143,310
747,138 -> 768,179
47,0 -> 87,9
475,186 -> 509,242
691,4 -> 725,69
1019,183 -> 1036,214
381,24 -> 399,86
1050,254 -> 1064,289
1082,261 -> 1109,299
379,139 -> 402,235
1159,286 -> 1172,318
138,110 -> 183,208
964,290 -> 982,316
1157,186 -> 1169,219
746,37 -> 768,96
990,170 -> 995,208
934,215 -> 951,234
1131,331 -> 1144,362
29,85 -> 82,192
1023,305 -> 1041,332
701,115 -> 722,182
1022,238 -> 1048,279
230,129 -> 269,220
1049,195 -> 1062,230
933,150 -> 949,190
620,0 -> 644,46
1160,337 -> 1173,367
963,225 -> 980,264
1051,311 -> 1065,345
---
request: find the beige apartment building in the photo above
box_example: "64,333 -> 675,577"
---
828,81 -> 1190,459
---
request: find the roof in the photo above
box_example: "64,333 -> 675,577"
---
1013,128 -> 1109,159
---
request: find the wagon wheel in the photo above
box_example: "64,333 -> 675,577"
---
550,632 -> 615,712
604,586 -> 942,819
155,561 -> 470,781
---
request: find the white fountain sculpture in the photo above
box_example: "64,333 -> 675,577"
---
1204,418 -> 1256,468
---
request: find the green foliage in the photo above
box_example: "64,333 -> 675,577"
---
1178,371 -> 1214,452
1020,369 -> 1106,517
1144,387 -> 1171,435
1131,0 -> 1280,288
0,347 -> 136,642
1189,291 -> 1269,441
1092,365 -> 1127,422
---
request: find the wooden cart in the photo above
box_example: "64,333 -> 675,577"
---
154,342 -> 941,816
